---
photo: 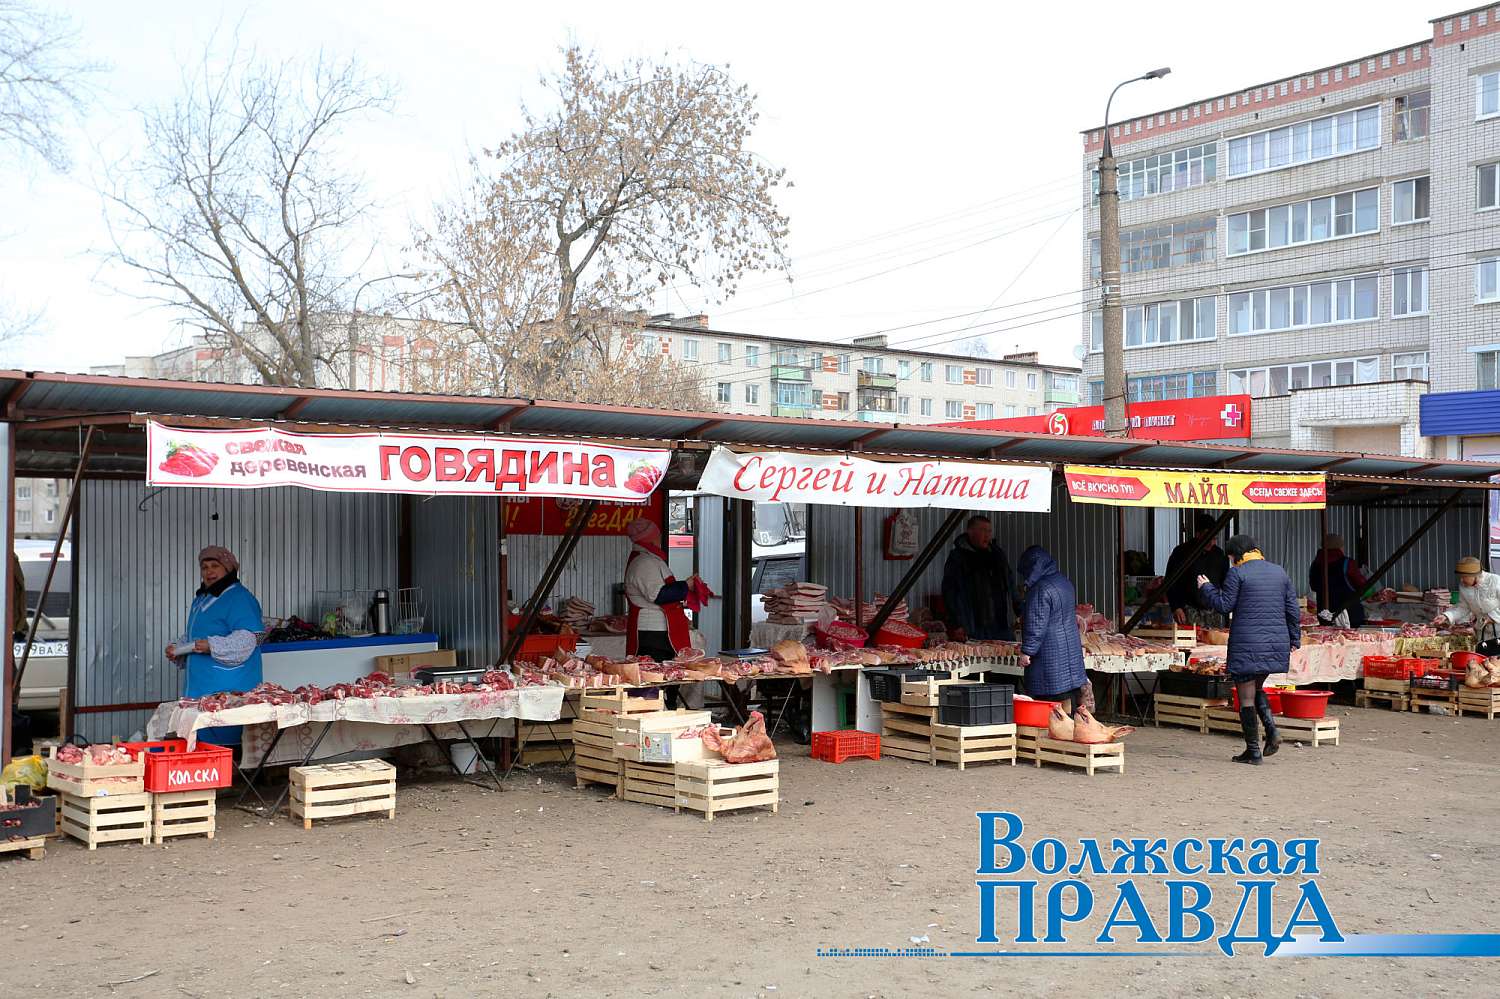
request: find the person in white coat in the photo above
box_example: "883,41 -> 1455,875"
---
1434,556 -> 1500,631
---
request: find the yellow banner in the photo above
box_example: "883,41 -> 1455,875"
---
1063,465 -> 1326,510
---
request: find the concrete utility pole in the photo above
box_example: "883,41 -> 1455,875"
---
1100,67 -> 1170,438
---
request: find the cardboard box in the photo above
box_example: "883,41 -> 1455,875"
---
612,709 -> 712,762
376,649 -> 457,675
640,726 -> 729,764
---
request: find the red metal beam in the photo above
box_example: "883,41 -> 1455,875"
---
685,418 -> 724,438
4,378 -> 33,418
851,426 -> 894,449
1317,456 -> 1359,470
988,439 -> 1030,456
279,396 -> 314,419
1114,443 -> 1153,461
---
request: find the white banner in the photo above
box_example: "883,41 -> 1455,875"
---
146,422 -> 670,501
698,447 -> 1052,512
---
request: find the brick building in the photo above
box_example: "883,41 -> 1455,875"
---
1079,7 -> 1500,456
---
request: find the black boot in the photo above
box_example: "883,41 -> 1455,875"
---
1256,690 -> 1281,758
1233,707 -> 1262,765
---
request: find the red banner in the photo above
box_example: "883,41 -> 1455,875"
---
503,497 -> 653,536
944,395 -> 1252,442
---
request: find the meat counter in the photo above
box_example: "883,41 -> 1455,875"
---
260,632 -> 440,690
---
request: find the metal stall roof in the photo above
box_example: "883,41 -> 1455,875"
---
6,370 -> 1500,492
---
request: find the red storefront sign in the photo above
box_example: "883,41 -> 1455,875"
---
502,497 -> 654,536
944,395 -> 1252,442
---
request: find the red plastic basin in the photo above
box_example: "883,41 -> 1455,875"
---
1231,688 -> 1282,714
1013,698 -> 1058,728
1278,690 -> 1332,719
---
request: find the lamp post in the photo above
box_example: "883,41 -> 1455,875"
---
347,273 -> 419,389
1100,67 -> 1170,437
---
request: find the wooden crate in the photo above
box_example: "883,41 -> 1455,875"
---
1154,693 -> 1222,732
1136,625 -> 1197,649
153,789 -> 216,844
1457,687 -> 1500,720
1355,689 -> 1410,711
0,836 -> 45,861
1035,738 -> 1125,775
573,708 -> 622,791
45,747 -> 145,798
879,703 -> 934,763
675,759 -> 779,822
1363,677 -> 1411,694
581,688 -> 664,716
930,723 -> 1017,769
1204,705 -> 1242,736
288,760 -> 396,830
1275,714 -> 1339,747
613,709 -> 713,762
898,674 -> 967,707
58,791 -> 152,849
1015,724 -> 1047,763
620,761 -> 676,808
1411,688 -> 1461,715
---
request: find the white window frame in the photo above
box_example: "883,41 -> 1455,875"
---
898,359 -> 911,380
1391,177 -> 1430,226
836,354 -> 850,374
683,339 -> 699,362
745,383 -> 760,405
919,397 -> 933,416
1226,104 -> 1380,178
1478,258 -> 1500,303
1478,71 -> 1500,122
1392,267 -> 1429,318
975,402 -> 995,420
1003,404 -> 1016,418
945,364 -> 963,384
1096,142 -> 1218,203
1393,90 -> 1430,142
862,356 -> 883,374
898,395 -> 911,415
1226,187 -> 1378,257
716,382 -> 732,404
1228,275 -> 1379,336
1092,297 -> 1217,351
943,400 -> 961,419
976,367 -> 994,387
42,508 -> 54,525
16,485 -> 30,500
1393,351 -> 1428,382
744,346 -> 760,368
919,362 -> 932,382
1026,372 -> 1038,390
1226,355 -> 1380,398
717,342 -> 732,363
1003,369 -> 1016,388
1480,350 -> 1500,391
1480,164 -> 1500,212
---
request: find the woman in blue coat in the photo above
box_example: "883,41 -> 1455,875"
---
1017,545 -> 1088,710
1197,535 -> 1300,765
166,546 -> 264,746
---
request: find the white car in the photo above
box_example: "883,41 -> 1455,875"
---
15,541 -> 70,714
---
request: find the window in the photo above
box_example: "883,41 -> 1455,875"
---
636,332 -> 659,358
1089,297 -> 1216,351
42,509 -> 54,525
1002,369 -> 1015,388
1026,406 -> 1038,416
776,382 -> 811,407
1003,404 -> 1016,418
1392,177 -> 1430,224
775,349 -> 800,366
898,395 -> 911,415
944,400 -> 962,419
976,403 -> 995,420
1393,267 -> 1428,317
745,384 -> 760,405
1479,72 -> 1500,121
836,354 -> 850,374
976,367 -> 993,387
837,391 -> 850,411
16,509 -> 29,525
44,482 -> 55,497
16,485 -> 30,500
716,382 -> 732,404
1479,258 -> 1500,303
744,346 -> 760,367
1229,276 -> 1379,335
1227,105 -> 1380,177
920,397 -> 933,416
1227,356 -> 1379,398
1480,351 -> 1500,390
1026,372 -> 1038,390
898,360 -> 911,380
945,364 -> 963,384
1227,188 -> 1378,256
1090,216 -> 1216,277
1481,164 -> 1500,211
1394,90 -> 1430,141
1093,142 -> 1217,203
1393,352 -> 1428,381
683,339 -> 699,362
862,356 -> 884,374
717,342 -> 732,363
1097,371 -> 1218,404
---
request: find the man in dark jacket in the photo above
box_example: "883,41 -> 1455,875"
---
1017,545 -> 1088,707
941,515 -> 1017,640
1308,534 -> 1367,627
1164,513 -> 1229,626
1198,535 -> 1301,766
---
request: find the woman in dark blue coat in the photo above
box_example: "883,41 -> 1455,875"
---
1017,545 -> 1088,710
1197,534 -> 1300,765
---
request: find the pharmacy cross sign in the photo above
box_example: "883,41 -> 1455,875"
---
1220,403 -> 1243,429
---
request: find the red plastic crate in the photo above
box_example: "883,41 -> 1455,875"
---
512,632 -> 579,666
119,739 -> 234,793
811,730 -> 881,764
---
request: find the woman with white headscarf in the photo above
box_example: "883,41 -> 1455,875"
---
623,517 -> 699,662
166,545 -> 264,745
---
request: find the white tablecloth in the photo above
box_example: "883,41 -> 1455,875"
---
1187,637 -> 1396,685
1084,652 -> 1181,674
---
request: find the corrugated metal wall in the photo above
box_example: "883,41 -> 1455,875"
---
806,486 -> 1121,618
409,498 -> 630,667
76,482 -> 398,742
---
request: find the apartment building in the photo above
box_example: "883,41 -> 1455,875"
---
1078,8 -> 1500,456
13,478 -> 70,539
96,316 -> 1082,425
643,315 -> 1080,423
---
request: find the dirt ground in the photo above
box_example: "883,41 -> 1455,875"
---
4,703 -> 1499,998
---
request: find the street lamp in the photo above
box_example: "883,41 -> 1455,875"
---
1099,67 -> 1170,437
347,273 -> 420,389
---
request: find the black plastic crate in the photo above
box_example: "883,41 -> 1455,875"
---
1412,672 -> 1461,692
939,683 -> 1014,712
1157,670 -> 1232,700
938,699 -> 1015,727
0,786 -> 57,839
868,667 -> 950,702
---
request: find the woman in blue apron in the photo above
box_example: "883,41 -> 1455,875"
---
167,546 -> 264,745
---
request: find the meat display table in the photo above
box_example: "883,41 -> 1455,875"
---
1188,635 -> 1397,685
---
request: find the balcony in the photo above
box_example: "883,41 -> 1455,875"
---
857,371 -> 897,391
857,393 -> 897,415
772,364 -> 811,383
771,404 -> 815,418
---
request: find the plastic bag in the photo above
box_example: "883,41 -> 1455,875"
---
0,754 -> 47,791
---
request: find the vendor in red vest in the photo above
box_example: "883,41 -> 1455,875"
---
623,517 -> 698,662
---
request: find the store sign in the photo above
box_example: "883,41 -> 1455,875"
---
698,447 -> 1052,512
147,422 -> 669,501
946,395 -> 1253,442
1064,465 -> 1326,510
503,497 -> 649,536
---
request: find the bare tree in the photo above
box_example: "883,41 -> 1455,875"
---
102,46 -> 395,387
0,0 -> 95,171
414,47 -> 789,407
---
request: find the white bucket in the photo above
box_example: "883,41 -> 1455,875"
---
449,742 -> 490,775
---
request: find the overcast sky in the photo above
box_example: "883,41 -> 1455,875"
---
0,1 -> 1441,374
